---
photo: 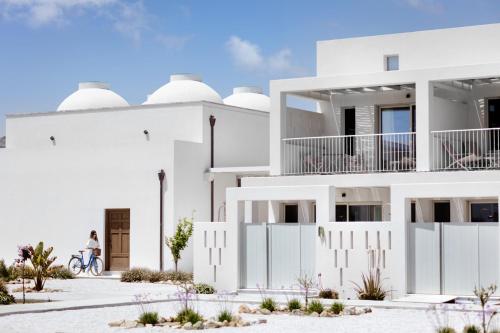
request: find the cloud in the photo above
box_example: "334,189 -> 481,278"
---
400,0 -> 444,13
0,0 -> 191,48
226,35 -> 305,75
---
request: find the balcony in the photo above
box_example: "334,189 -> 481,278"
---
431,128 -> 500,171
282,132 -> 416,175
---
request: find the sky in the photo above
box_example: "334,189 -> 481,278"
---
1,0 -> 500,136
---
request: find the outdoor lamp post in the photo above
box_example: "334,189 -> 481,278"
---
158,169 -> 166,271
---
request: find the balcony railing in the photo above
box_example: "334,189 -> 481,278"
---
282,132 -> 416,175
431,128 -> 500,171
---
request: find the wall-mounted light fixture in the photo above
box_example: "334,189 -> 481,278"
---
143,130 -> 149,135
49,136 -> 56,145
406,93 -> 411,99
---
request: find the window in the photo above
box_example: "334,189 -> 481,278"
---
434,201 -> 450,222
385,55 -> 399,71
470,203 -> 498,222
411,202 -> 416,223
335,204 -> 382,222
344,108 -> 356,156
284,204 -> 298,223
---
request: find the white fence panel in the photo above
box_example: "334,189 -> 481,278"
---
269,224 -> 301,289
300,224 -> 316,280
241,224 -> 267,289
408,223 -> 441,294
442,224 -> 479,295
479,223 -> 499,288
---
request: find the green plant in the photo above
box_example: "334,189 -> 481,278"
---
474,284 -> 497,333
217,309 -> 233,322
462,325 -> 481,333
29,242 -> 57,291
260,297 -> 276,312
0,280 -> 14,305
0,260 -> 9,281
138,311 -> 159,325
330,302 -> 344,314
166,217 -> 193,272
148,271 -> 164,283
307,300 -> 324,314
436,327 -> 456,333
353,269 -> 387,300
175,308 -> 204,325
194,283 -> 215,294
164,270 -> 193,282
287,298 -> 302,311
49,265 -> 74,279
120,268 -> 152,282
318,288 -> 338,299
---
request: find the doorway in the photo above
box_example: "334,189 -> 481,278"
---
434,201 -> 450,223
105,209 -> 130,271
488,98 -> 500,150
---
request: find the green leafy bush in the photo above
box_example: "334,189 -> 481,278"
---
260,297 -> 276,312
353,269 -> 387,301
0,260 -> 9,281
166,217 -> 193,272
330,302 -> 344,314
217,309 -> 232,322
120,268 -> 152,282
148,271 -> 164,283
138,311 -> 159,325
307,300 -> 324,314
175,308 -> 204,325
436,327 -> 456,333
318,288 -> 338,299
194,283 -> 215,294
287,298 -> 302,311
0,280 -> 14,305
30,242 -> 57,291
49,265 -> 74,279
462,325 -> 481,333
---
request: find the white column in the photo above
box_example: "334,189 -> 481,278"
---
315,186 -> 335,284
270,88 -> 286,176
244,201 -> 253,224
268,200 -> 280,223
416,79 -> 431,171
224,188 -> 240,291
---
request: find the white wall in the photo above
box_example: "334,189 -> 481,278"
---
285,107 -> 324,138
317,24 -> 500,76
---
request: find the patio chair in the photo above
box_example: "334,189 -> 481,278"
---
303,154 -> 325,174
441,140 -> 483,171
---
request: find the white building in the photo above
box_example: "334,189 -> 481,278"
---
0,74 -> 270,272
194,23 -> 500,298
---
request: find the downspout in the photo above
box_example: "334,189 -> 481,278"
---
158,169 -> 166,271
209,115 -> 216,222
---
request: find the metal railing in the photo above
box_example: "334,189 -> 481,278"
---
431,128 -> 500,171
282,132 -> 416,175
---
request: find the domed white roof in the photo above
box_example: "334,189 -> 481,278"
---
223,87 -> 270,112
144,74 -> 222,105
57,82 -> 129,111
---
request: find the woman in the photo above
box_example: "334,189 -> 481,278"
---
86,230 -> 100,271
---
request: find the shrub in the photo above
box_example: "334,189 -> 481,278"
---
318,288 -> 338,299
49,266 -> 74,280
30,242 -> 57,291
120,268 -> 152,282
436,327 -> 456,333
287,298 -> 302,311
330,302 -> 344,314
353,269 -> 387,301
217,309 -> 233,322
462,325 -> 481,333
194,283 -> 215,294
307,300 -> 324,314
0,281 -> 14,305
0,260 -> 9,281
148,271 -> 164,283
163,270 -> 193,282
138,311 -> 159,325
260,297 -> 276,312
175,308 -> 204,325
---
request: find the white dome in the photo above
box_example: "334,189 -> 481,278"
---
143,74 -> 222,105
223,87 -> 270,112
57,82 -> 129,111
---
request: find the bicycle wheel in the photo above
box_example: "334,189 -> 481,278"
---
68,257 -> 82,275
90,257 -> 104,276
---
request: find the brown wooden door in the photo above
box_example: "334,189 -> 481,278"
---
105,209 -> 130,271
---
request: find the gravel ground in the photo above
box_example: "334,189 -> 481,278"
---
0,278 -> 496,333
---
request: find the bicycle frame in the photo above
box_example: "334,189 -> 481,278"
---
73,252 -> 97,271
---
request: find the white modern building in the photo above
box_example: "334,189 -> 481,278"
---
194,23 -> 500,298
0,74 -> 270,272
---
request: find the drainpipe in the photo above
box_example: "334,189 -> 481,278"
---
209,115 -> 216,222
158,169 -> 166,271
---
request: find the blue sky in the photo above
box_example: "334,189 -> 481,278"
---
0,0 -> 500,136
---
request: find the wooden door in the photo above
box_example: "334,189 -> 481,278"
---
105,209 -> 130,271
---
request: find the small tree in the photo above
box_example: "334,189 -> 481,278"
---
474,284 -> 497,333
166,217 -> 193,272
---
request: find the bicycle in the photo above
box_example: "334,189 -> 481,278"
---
68,250 -> 104,276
